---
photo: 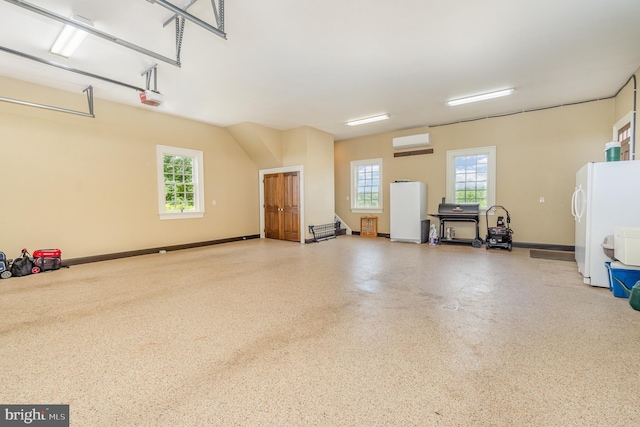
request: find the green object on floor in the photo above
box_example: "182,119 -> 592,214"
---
613,278 -> 640,311
629,281 -> 640,311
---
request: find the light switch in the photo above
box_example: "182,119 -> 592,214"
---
212,200 -> 217,205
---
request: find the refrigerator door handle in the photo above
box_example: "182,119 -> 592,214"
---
571,187 -> 577,220
575,186 -> 586,223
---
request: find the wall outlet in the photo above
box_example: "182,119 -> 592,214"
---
212,200 -> 217,205
539,197 -> 545,203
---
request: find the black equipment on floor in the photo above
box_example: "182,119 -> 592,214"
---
0,252 -> 11,279
485,205 -> 514,251
430,200 -> 483,248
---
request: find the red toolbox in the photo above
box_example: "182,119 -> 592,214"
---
32,249 -> 62,273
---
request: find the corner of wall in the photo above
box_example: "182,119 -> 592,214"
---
226,122 -> 284,169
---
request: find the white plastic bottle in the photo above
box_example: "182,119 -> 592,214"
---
429,224 -> 439,245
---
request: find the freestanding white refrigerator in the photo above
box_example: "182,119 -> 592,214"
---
571,161 -> 640,287
390,181 -> 427,243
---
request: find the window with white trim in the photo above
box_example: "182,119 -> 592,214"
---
156,145 -> 205,220
350,158 -> 383,213
446,146 -> 496,212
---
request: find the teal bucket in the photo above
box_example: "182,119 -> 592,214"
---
605,141 -> 621,162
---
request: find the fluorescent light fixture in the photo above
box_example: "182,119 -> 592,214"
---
446,88 -> 515,107
346,113 -> 390,126
50,15 -> 93,58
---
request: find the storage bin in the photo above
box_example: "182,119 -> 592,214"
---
614,227 -> 640,266
606,261 -> 640,298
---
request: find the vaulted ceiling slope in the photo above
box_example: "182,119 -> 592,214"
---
1,0 -> 639,140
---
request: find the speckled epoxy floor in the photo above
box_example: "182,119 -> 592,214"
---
1,236 -> 639,426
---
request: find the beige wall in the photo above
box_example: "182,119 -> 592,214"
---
0,77 -> 259,259
282,127 -> 308,167
303,127 -> 335,229
614,67 -> 638,125
226,122 -> 284,170
282,126 -> 335,239
3,66 -> 635,255
335,99 -> 615,246
613,67 -> 638,156
614,77 -> 635,124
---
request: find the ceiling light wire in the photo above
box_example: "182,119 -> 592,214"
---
432,75 -> 637,134
430,96 -> 615,128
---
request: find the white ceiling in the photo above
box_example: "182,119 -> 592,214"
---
1,0 -> 639,140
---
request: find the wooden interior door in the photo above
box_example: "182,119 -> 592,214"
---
282,172 -> 300,241
264,173 -> 282,240
264,172 -> 300,242
619,123 -> 631,161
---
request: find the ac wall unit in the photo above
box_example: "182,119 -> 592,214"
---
392,133 -> 430,150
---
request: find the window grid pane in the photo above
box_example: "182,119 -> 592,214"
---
356,164 -> 380,208
164,154 -> 196,212
454,155 -> 488,207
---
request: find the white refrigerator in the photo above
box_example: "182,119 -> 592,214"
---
390,181 -> 427,243
571,161 -> 640,287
